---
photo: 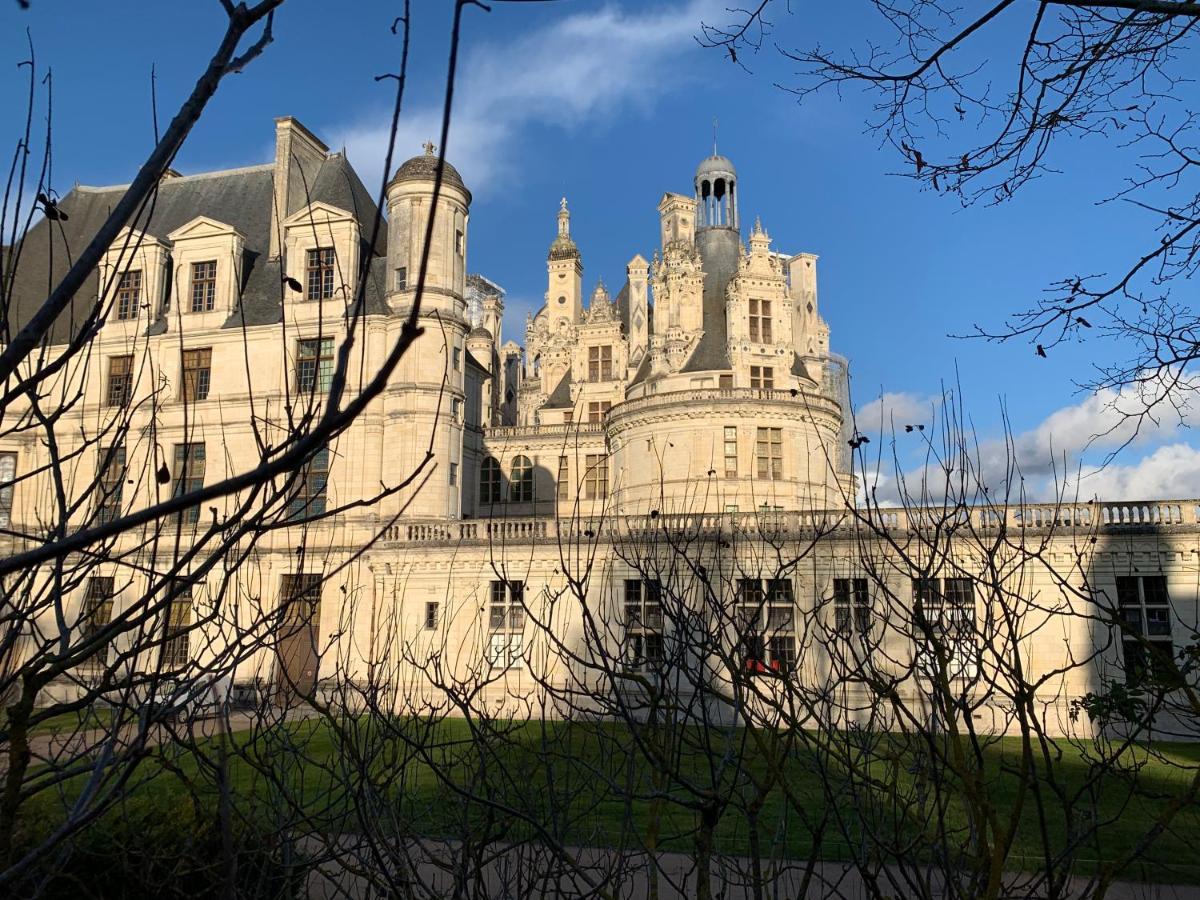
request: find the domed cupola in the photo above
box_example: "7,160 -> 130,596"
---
695,153 -> 738,231
388,142 -> 472,203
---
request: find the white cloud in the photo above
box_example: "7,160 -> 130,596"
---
334,0 -> 725,194
857,378 -> 1200,505
1076,444 -> 1200,499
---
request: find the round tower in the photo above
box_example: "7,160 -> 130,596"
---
382,144 -> 473,519
385,142 -> 472,314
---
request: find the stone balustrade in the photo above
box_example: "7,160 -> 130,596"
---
373,499 -> 1200,547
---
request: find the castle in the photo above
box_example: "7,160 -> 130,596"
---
4,117 -> 1196,733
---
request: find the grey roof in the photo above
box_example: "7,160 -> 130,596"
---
388,152 -> 471,203
7,153 -> 389,343
680,227 -> 738,373
613,280 -> 630,331
468,325 -> 494,340
627,352 -> 654,387
465,349 -> 489,374
542,370 -> 574,409
696,154 -> 736,180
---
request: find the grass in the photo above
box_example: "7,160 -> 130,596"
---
15,715 -> 1200,885
12,706 -> 117,736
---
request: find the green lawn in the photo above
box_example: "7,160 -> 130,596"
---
15,716 -> 1200,885
12,706 -> 117,736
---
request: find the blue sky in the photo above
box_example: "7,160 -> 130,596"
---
3,0 -> 1197,500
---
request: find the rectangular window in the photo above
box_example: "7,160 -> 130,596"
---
425,601 -> 439,630
737,578 -> 795,675
723,426 -> 738,477
280,573 -> 322,627
455,229 -> 464,256
190,260 -> 217,312
563,411 -> 573,425
116,269 -> 142,320
173,442 -> 206,525
587,401 -> 611,423
750,365 -> 774,390
755,427 -> 783,480
161,581 -> 193,669
0,451 -> 14,529
451,398 -> 462,422
107,355 -> 134,407
913,576 -> 976,678
97,445 -> 125,525
449,462 -> 458,486
452,347 -> 462,371
298,337 -> 335,394
624,578 -> 665,670
488,579 -> 525,669
833,578 -> 871,636
305,247 -> 336,301
588,345 -> 613,382
287,444 -> 329,521
719,374 -> 733,390
80,576 -> 115,669
749,298 -> 772,343
181,348 -> 212,402
394,266 -> 407,291
557,456 -> 569,501
1117,575 -> 1175,684
584,453 -> 608,500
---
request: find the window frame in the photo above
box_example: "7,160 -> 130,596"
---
750,365 -> 774,390
305,247 -> 336,301
160,580 -> 193,670
588,345 -> 613,382
180,347 -> 212,402
755,427 -> 783,480
749,298 -> 773,343
189,260 -> 217,313
624,578 -> 665,671
97,445 -> 126,525
173,442 -> 206,525
115,269 -> 142,320
584,453 -> 608,500
80,576 -> 115,670
1117,575 -> 1175,684
297,336 -> 335,394
737,577 -> 796,675
287,444 -> 330,521
833,577 -> 871,637
723,426 -> 738,477
480,457 -> 501,505
509,455 -> 534,503
107,354 -> 134,408
487,579 -> 525,669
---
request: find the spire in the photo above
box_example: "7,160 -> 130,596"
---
549,196 -> 579,261
557,197 -> 570,237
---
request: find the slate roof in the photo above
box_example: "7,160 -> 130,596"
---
542,370 -> 574,409
7,152 -> 388,343
389,153 -> 471,204
680,227 -> 738,373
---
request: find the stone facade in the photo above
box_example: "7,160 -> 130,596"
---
3,117 -> 1197,734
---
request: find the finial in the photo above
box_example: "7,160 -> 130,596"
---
422,140 -> 436,156
713,117 -> 718,156
754,215 -> 763,234
560,196 -> 568,212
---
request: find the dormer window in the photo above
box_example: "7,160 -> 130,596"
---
588,345 -> 613,382
749,298 -> 772,343
190,261 -> 217,312
394,266 -> 407,291
116,270 -> 142,320
306,248 -> 335,301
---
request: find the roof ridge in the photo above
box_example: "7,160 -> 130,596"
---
74,162 -> 276,193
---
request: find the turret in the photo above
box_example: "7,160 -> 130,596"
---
385,142 -> 472,315
546,197 -> 583,332
695,154 -> 738,231
627,254 -> 649,368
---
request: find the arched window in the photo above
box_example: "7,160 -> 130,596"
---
509,455 -> 534,503
480,457 -> 501,505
